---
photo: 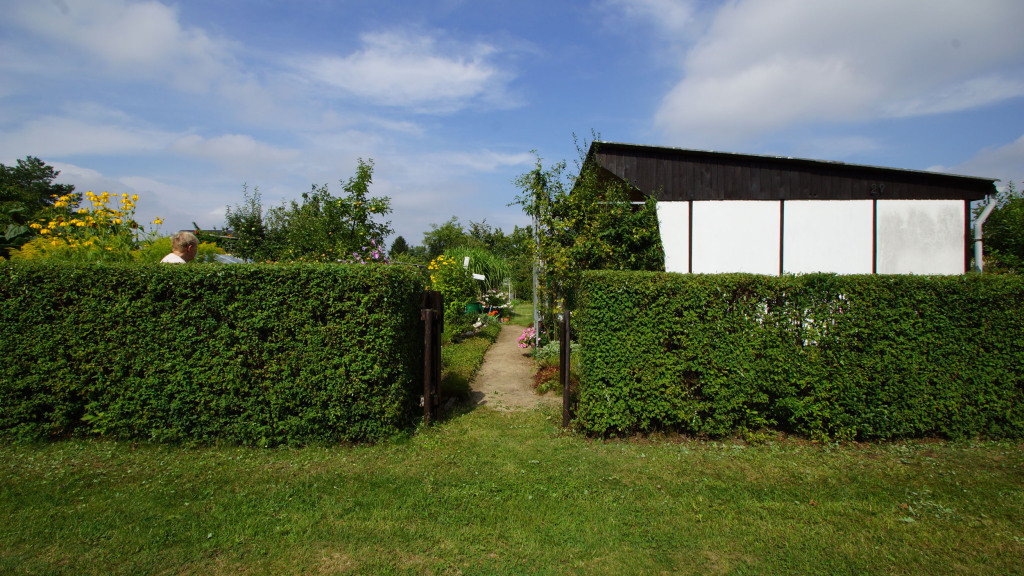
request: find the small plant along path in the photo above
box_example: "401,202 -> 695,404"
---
470,325 -> 558,411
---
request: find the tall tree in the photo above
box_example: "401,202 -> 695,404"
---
222,158 -> 392,263
423,217 -> 482,258
1,156 -> 77,256
222,184 -> 274,262
512,142 -> 664,298
389,235 -> 410,257
512,137 -> 664,340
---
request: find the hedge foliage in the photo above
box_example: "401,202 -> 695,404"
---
0,262 -> 424,445
575,271 -> 1024,440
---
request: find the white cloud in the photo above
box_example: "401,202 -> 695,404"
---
640,0 -> 1024,147
10,0 -> 233,92
883,74 -> 1024,118
942,134 -> 1024,188
0,114 -> 176,158
434,150 -> 536,173
169,134 -> 301,172
293,30 -> 512,112
603,0 -> 700,35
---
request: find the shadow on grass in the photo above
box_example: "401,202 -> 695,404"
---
436,324 -> 502,422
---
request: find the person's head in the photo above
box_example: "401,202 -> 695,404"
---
171,231 -> 199,262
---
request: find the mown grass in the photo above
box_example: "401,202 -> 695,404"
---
2,408 -> 1022,575
508,300 -> 535,327
3,319 -> 1022,574
440,322 -> 501,401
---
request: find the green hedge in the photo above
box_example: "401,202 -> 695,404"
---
575,271 -> 1024,440
0,262 -> 425,444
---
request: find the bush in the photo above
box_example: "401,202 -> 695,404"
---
0,261 -> 425,445
574,271 -> 1024,440
428,254 -> 475,327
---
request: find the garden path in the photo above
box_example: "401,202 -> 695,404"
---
469,325 -> 558,411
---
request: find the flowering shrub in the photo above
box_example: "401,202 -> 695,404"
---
518,327 -> 537,348
428,254 -> 475,325
339,237 -> 390,265
481,289 -> 513,318
11,191 -> 163,262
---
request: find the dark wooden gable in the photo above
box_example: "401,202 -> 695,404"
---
589,141 -> 997,202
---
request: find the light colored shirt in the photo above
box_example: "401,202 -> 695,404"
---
160,253 -> 186,264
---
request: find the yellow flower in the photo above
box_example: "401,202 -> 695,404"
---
112,218 -> 123,225
152,217 -> 164,225
131,194 -> 139,202
29,222 -> 42,229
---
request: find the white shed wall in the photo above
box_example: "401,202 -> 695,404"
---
692,201 -> 780,274
655,202 -> 690,274
877,200 -> 965,275
783,200 -> 874,274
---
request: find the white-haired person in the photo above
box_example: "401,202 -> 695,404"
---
160,231 -> 199,264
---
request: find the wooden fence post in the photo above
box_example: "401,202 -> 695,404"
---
420,291 -> 443,424
561,304 -> 571,428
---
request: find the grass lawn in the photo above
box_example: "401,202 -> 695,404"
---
2,408 -> 1022,575
2,323 -> 1023,575
441,323 -> 500,401
508,300 -> 535,327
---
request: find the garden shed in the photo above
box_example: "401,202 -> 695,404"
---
586,141 -> 998,275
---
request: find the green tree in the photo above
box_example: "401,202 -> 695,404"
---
389,235 -> 410,258
222,158 -> 392,263
0,156 -> 77,257
976,181 -> 1024,273
422,217 -> 483,258
512,137 -> 664,338
222,184 -> 275,261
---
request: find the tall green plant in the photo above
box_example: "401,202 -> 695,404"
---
222,184 -> 275,261
222,159 -> 392,263
512,136 -> 665,339
444,246 -> 512,294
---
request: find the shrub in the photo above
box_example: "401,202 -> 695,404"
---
574,271 -> 1024,440
10,191 -> 163,262
0,262 -> 425,445
428,254 -> 475,326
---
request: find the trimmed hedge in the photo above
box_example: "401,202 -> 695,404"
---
575,271 -> 1024,440
0,262 -> 424,444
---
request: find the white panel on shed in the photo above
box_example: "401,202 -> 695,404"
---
692,201 -> 780,274
783,200 -> 873,274
655,202 -> 690,273
877,200 -> 965,275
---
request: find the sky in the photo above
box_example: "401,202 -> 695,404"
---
2,0 -> 1024,246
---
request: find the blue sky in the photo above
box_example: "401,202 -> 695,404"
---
2,0 -> 1024,245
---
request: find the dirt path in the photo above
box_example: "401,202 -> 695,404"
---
469,325 -> 558,411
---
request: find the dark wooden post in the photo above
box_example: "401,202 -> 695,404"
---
561,304 -> 571,428
420,291 -> 443,424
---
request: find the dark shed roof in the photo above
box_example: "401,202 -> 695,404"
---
588,141 -> 998,202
